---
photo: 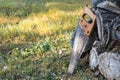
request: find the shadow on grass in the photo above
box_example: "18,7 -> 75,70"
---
0,0 -> 90,18
0,42 -> 30,54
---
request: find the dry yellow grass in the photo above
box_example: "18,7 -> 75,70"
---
0,8 -> 83,43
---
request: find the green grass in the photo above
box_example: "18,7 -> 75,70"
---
0,0 -> 106,79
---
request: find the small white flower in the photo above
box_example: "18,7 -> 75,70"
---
3,66 -> 8,70
59,50 -> 62,55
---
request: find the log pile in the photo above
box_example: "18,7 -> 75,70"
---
68,1 -> 120,80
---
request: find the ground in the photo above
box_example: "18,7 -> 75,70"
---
0,0 -> 106,79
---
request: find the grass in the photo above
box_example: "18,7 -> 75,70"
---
0,0 -> 106,79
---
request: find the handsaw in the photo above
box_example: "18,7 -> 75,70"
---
68,6 -> 96,74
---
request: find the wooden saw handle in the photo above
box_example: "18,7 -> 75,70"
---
80,6 -> 96,36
